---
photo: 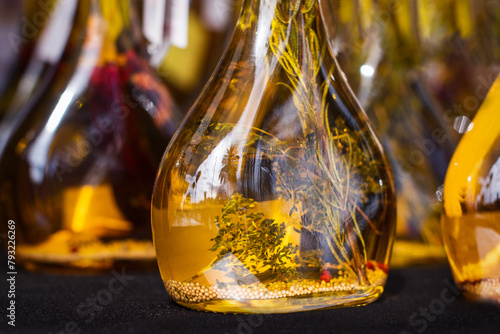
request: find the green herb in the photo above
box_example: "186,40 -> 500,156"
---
209,194 -> 298,280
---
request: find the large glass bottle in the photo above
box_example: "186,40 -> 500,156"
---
0,0 -> 182,272
442,75 -> 500,303
152,0 -> 396,313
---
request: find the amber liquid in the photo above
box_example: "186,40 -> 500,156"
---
442,212 -> 500,302
153,201 -> 388,313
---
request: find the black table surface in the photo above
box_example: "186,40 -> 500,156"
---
1,265 -> 499,334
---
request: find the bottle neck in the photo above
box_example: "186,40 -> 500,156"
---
223,0 -> 348,140
239,0 -> 319,22
235,0 -> 330,70
95,0 -> 132,42
85,0 -> 136,65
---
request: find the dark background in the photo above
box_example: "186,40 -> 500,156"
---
0,264 -> 499,334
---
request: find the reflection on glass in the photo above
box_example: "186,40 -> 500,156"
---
152,0 -> 396,313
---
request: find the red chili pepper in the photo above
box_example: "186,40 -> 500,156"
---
320,269 -> 331,283
367,261 -> 375,270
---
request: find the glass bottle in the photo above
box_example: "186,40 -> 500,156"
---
152,0 -> 396,313
0,0 -> 182,272
442,74 -> 500,304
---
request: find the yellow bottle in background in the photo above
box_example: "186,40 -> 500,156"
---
442,75 -> 500,303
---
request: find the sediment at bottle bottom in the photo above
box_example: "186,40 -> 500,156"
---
164,268 -> 387,313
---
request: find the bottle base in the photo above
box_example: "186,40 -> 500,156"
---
459,278 -> 500,304
20,258 -> 159,275
17,232 -> 157,274
174,287 -> 384,313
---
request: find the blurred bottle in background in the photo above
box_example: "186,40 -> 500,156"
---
321,0 -> 500,266
139,0 -> 242,111
419,0 -> 500,139
0,0 -> 182,273
0,0 -> 78,154
442,74 -> 500,304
